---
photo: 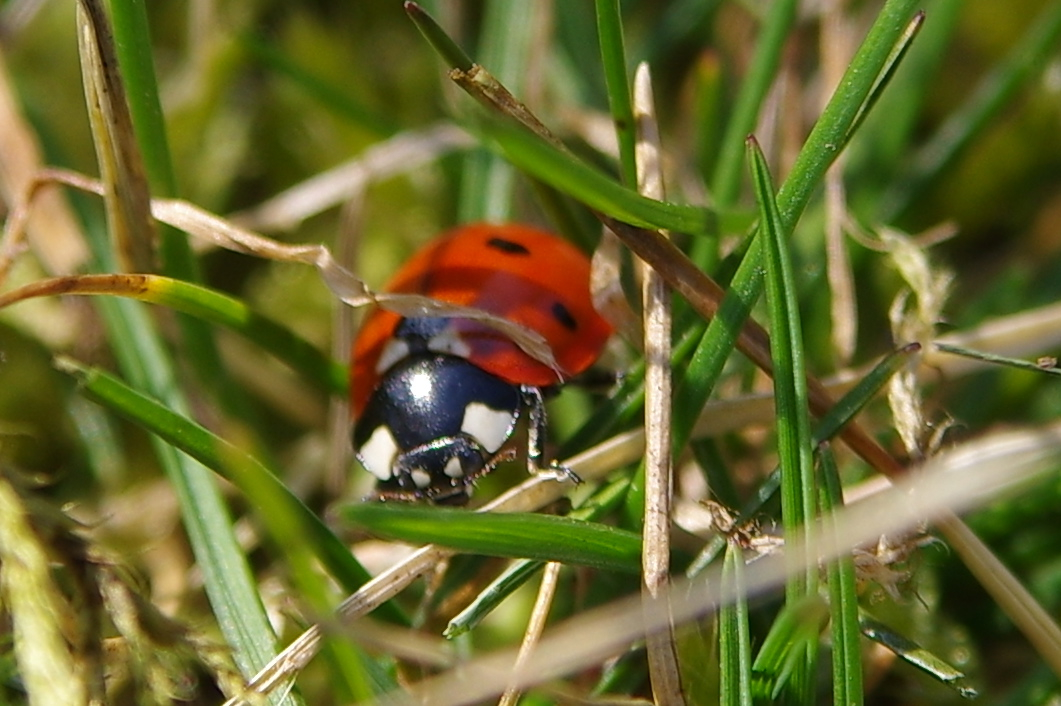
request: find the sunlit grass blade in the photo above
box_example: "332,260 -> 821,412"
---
55,356 -> 407,626
343,505 -> 643,574
860,616 -> 979,699
818,446 -> 863,706
0,273 -> 346,395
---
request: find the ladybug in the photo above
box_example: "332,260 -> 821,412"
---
350,223 -> 613,504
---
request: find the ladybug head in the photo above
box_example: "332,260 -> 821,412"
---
352,353 -> 522,503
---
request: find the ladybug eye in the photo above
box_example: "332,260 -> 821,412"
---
551,301 -> 578,331
485,236 -> 531,255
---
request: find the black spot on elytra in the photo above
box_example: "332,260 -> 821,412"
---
551,301 -> 577,331
486,237 -> 531,255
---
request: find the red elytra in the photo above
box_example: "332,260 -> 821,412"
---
350,222 -> 613,416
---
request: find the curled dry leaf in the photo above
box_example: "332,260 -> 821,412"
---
0,168 -> 563,377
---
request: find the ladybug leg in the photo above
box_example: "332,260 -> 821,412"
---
392,436 -> 494,501
521,386 -> 582,486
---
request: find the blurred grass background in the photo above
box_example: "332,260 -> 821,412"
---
1,0 -> 1061,703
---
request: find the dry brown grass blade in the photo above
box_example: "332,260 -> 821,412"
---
498,561 -> 562,706
0,273 -> 153,309
75,0 -> 157,272
632,62 -> 683,705
1,168 -> 565,379
591,228 -> 642,348
600,216 -> 903,475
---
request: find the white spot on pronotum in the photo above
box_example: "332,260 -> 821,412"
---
359,426 -> 398,481
410,468 -> 432,489
428,328 -> 472,358
376,339 -> 411,374
408,367 -> 433,400
443,455 -> 464,478
461,402 -> 515,453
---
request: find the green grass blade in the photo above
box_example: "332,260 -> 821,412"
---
719,542 -> 753,706
849,0 -> 962,180
445,559 -> 545,639
812,343 -> 919,441
55,356 -> 407,626
749,135 -> 818,703
818,446 -> 863,706
343,505 -> 642,574
934,342 -> 1061,376
142,278 -> 347,394
686,343 -> 918,578
748,137 -> 816,543
776,0 -> 921,230
404,1 -> 474,71
480,118 -> 712,234
105,0 -> 177,196
841,11 -> 925,149
860,617 -> 978,698
445,475 -> 631,638
84,291 -> 283,688
0,273 -> 346,395
595,0 -> 637,186
751,597 -> 830,700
